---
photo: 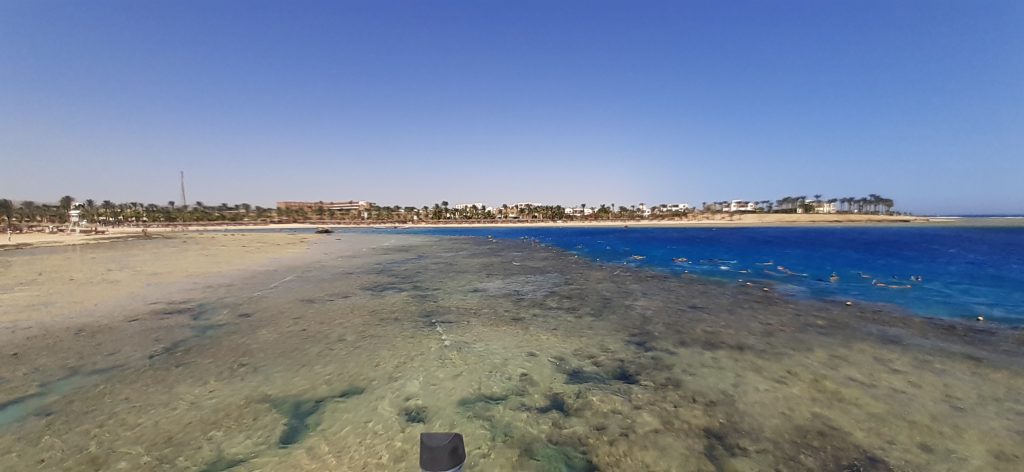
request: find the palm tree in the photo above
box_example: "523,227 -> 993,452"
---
84,199 -> 96,223
58,195 -> 74,223
0,199 -> 14,231
18,201 -> 37,224
868,194 -> 881,214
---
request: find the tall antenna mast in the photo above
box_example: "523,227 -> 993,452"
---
180,171 -> 188,209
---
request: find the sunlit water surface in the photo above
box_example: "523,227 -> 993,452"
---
393,226 -> 1024,323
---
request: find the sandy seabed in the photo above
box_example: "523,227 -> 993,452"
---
0,232 -> 1022,471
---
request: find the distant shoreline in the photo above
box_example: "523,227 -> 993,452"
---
5,214 -> 1023,251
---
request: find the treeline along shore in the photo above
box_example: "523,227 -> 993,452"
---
1,193 -> 914,233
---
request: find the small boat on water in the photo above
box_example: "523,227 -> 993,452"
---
315,227 -> 334,234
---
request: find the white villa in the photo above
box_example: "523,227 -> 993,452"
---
798,200 -> 838,214
660,203 -> 692,212
564,207 -> 595,217
726,200 -> 758,212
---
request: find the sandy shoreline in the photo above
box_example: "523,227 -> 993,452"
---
0,232 -> 326,339
6,214 -> 1005,251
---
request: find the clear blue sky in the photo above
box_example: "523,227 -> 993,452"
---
2,1 -> 1021,214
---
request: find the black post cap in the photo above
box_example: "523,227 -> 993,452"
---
420,432 -> 466,472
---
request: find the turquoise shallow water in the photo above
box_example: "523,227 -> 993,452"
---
2,234 -> 1023,470
384,226 -> 1024,324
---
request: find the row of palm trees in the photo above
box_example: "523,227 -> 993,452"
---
774,194 -> 896,214
1,196 -> 78,226
700,195 -> 896,214
280,201 -> 658,222
1,193 -> 900,229
419,202 -> 633,221
0,196 -> 277,227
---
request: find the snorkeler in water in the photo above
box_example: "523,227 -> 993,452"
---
777,266 -> 808,276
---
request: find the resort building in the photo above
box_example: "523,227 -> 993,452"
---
454,203 -> 485,211
276,200 -> 372,212
564,207 -> 595,217
726,200 -> 758,212
660,203 -> 692,212
798,200 -> 838,214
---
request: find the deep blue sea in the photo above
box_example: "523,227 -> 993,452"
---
384,226 -> 1024,324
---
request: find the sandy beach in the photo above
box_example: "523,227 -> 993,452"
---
0,214 -> 941,253
10,214 -> 1018,254
1,231 -> 1022,471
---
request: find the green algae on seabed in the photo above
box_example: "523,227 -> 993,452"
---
523,439 -> 597,472
401,404 -> 428,424
195,456 -> 250,472
534,392 -> 569,415
272,386 -> 365,447
147,323 -> 230,361
457,391 -> 513,408
157,302 -> 219,322
0,367 -> 118,428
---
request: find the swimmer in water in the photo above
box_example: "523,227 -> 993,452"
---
777,266 -> 808,277
829,272 -> 840,283
911,275 -> 923,282
672,257 -> 688,263
858,272 -> 872,279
